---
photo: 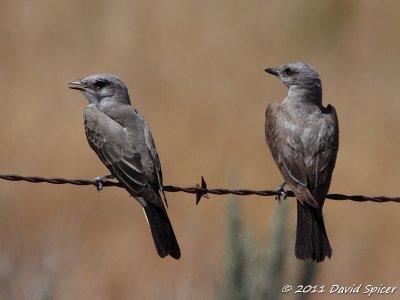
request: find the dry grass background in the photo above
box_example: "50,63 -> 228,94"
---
0,0 -> 399,299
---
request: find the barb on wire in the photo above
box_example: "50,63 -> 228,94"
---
1,174 -> 400,204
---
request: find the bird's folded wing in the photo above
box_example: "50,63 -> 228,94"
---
265,103 -> 318,207
84,106 -> 149,204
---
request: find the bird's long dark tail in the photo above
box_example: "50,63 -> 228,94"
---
143,204 -> 181,259
295,201 -> 332,262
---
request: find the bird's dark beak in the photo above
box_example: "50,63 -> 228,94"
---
68,80 -> 85,91
265,67 -> 279,76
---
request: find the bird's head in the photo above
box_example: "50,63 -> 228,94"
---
69,73 -> 131,105
265,61 -> 321,89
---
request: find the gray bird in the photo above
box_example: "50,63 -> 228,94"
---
264,62 -> 339,262
69,73 -> 180,259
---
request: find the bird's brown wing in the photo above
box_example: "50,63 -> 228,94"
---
265,103 -> 318,207
83,105 -> 152,206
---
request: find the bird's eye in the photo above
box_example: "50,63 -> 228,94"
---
283,67 -> 293,75
94,80 -> 106,89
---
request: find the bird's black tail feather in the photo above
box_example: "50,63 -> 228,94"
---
143,204 -> 181,259
295,201 -> 332,263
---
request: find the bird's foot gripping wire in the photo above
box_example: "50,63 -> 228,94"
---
275,182 -> 288,204
94,174 -> 115,191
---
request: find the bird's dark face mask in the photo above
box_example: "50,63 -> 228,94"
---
69,79 -> 116,105
69,74 -> 131,106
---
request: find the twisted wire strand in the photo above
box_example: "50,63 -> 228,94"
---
1,174 -> 399,203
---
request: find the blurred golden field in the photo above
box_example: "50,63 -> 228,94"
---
0,0 -> 400,299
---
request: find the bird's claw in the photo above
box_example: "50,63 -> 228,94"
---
275,183 -> 288,204
94,176 -> 106,191
94,175 -> 115,191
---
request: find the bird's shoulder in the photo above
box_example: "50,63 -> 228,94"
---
100,103 -> 143,129
265,102 -> 280,130
84,105 -> 132,148
266,102 -> 301,140
83,104 -> 103,124
265,102 -> 282,123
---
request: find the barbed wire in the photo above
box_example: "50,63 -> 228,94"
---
1,174 -> 399,204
